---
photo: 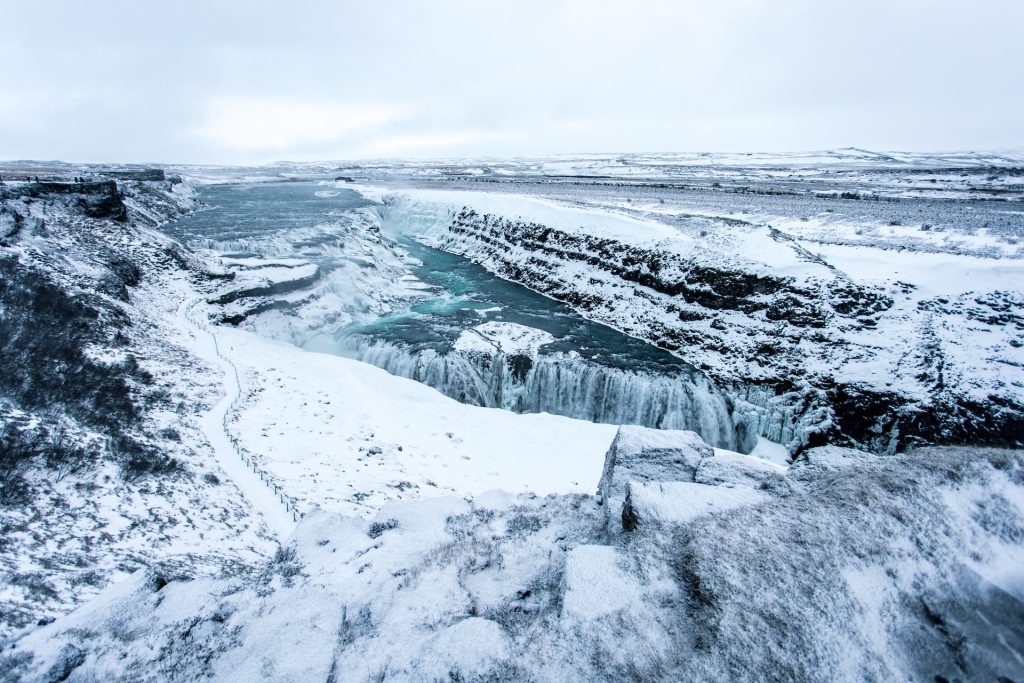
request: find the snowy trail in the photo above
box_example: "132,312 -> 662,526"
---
179,297 -> 297,541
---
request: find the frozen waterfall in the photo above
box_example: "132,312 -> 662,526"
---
337,337 -> 753,452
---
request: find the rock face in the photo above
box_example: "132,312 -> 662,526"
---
102,169 -> 167,182
380,191 -> 1024,455
8,430 -> 1023,682
1,180 -> 129,222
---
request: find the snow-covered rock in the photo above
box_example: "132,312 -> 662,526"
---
596,425 -> 785,535
452,321 -> 554,358
622,480 -> 770,529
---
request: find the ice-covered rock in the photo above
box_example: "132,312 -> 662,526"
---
698,448 -> 787,488
621,480 -> 770,530
596,426 -> 713,510
788,444 -> 883,478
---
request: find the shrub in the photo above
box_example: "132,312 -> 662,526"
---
368,519 -> 399,538
0,257 -> 146,431
113,436 -> 179,481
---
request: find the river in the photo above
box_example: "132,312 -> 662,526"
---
163,181 -> 753,451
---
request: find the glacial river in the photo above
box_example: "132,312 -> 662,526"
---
164,181 -> 752,451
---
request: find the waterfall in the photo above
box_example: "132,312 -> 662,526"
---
335,337 -> 753,452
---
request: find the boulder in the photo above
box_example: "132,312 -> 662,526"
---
596,426 -> 712,531
598,425 -> 788,534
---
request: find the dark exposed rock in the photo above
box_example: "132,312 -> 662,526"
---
208,268 -> 320,305
43,644 -> 85,683
765,295 -> 829,327
217,296 -> 312,325
17,180 -> 130,222
102,169 -> 166,182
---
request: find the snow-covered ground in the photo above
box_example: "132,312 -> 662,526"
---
161,148 -> 1024,202
0,171 -> 620,642
7,433 -> 1022,682
216,321 -> 617,516
0,178 -> 281,637
2,156 -> 1022,681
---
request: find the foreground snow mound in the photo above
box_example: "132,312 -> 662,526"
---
6,429 -> 1022,682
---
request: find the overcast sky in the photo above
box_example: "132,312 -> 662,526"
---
1,0 -> 1021,164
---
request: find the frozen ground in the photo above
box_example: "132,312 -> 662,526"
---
216,321 -> 617,516
163,148 -> 1024,202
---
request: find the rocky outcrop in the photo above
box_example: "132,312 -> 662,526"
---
597,425 -> 784,535
208,267 -> 320,306
102,169 -> 166,182
1,180 -> 129,222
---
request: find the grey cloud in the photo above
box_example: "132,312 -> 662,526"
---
1,0 -> 1021,163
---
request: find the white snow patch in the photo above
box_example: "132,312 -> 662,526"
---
214,324 -> 617,515
562,545 -> 642,619
625,480 -> 769,526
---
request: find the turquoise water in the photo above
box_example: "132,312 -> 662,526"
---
166,182 -> 692,371
373,236 -> 697,374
